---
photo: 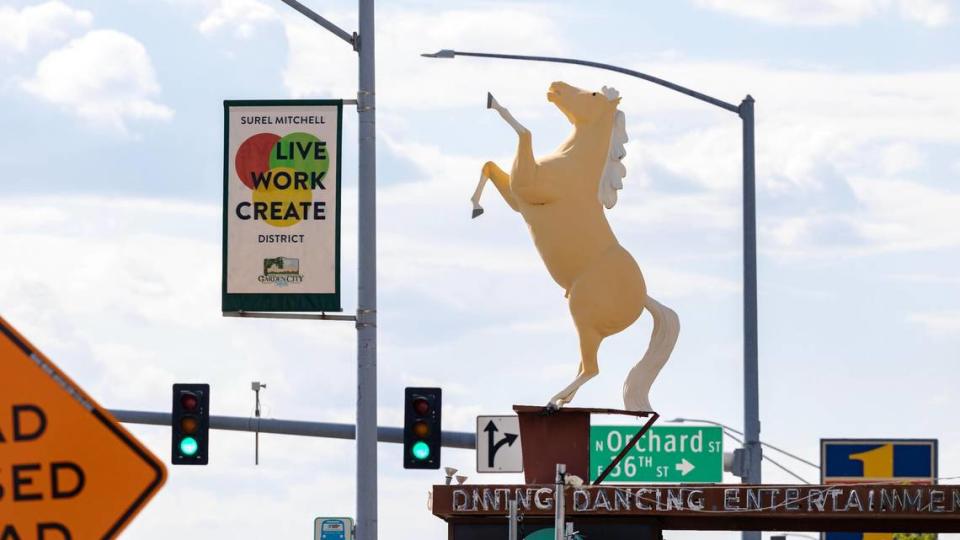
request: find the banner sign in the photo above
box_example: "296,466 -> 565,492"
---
222,100 -> 342,312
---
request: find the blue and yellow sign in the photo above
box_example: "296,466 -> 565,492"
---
821,439 -> 937,540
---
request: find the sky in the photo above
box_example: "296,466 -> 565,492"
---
1,0 -> 958,538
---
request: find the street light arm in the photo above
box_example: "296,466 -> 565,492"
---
708,426 -> 811,484
671,417 -> 744,436
278,0 -> 356,49
425,50 -> 740,114
672,417 -> 820,470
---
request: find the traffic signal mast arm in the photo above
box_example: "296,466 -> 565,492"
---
110,408 -> 476,449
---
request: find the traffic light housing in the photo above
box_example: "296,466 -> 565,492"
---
403,387 -> 441,469
171,383 -> 209,465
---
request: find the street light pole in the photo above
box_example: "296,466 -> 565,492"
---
276,1 -> 376,539
356,1 -> 378,539
740,94 -> 761,492
423,48 -> 761,540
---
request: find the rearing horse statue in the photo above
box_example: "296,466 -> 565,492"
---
470,81 -> 680,411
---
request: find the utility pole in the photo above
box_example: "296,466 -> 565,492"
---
275,1 -> 377,538
355,1 -> 378,539
740,94 -> 760,540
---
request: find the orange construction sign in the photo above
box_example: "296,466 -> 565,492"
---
0,317 -> 166,539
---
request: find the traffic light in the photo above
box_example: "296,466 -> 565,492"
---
403,387 -> 441,469
171,383 -> 209,465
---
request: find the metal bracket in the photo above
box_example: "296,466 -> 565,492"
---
731,447 -> 747,479
357,90 -> 375,113
355,308 -> 377,329
223,311 -> 357,322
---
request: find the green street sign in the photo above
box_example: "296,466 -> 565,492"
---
590,425 -> 723,483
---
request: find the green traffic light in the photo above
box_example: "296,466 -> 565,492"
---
411,441 -> 431,460
180,436 -> 199,456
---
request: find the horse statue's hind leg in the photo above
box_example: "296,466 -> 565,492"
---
547,246 -> 644,409
547,326 -> 602,409
548,245 -> 680,412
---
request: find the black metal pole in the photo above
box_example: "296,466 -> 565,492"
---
740,95 -> 761,540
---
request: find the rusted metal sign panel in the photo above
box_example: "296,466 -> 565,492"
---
432,484 -> 960,532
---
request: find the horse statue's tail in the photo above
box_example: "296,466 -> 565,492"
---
623,296 -> 680,412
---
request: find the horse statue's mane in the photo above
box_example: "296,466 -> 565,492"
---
599,86 -> 627,210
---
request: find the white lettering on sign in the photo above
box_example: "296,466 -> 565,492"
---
448,486 -> 960,515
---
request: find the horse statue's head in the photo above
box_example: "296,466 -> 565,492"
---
547,81 -> 621,125
547,82 -> 628,209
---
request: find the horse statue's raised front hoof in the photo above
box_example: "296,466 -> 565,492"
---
470,82 -> 681,410
471,207 -> 484,219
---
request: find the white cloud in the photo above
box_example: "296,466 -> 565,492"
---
887,272 -> 960,285
763,213 -> 866,257
643,266 -> 739,299
197,0 -> 276,38
695,0 -> 881,25
764,176 -> 960,258
880,142 -> 924,175
0,1 -> 92,54
897,0 -> 953,26
693,0 -> 952,27
847,176 -> 960,251
21,29 -> 173,133
908,311 -> 960,335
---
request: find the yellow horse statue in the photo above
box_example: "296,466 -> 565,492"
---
471,81 -> 680,411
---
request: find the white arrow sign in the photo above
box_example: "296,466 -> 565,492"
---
676,458 -> 695,476
476,415 -> 523,473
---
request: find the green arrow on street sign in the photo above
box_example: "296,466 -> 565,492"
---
590,425 -> 723,483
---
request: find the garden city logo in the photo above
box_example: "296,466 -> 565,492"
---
259,257 -> 304,287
